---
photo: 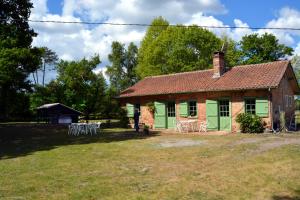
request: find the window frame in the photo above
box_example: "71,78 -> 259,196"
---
285,95 -> 289,108
188,100 -> 197,117
244,97 -> 256,115
289,95 -> 293,108
167,102 -> 176,117
219,99 -> 230,117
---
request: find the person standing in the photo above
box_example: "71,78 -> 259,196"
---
134,108 -> 140,132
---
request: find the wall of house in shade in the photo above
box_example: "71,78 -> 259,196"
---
120,88 -> 276,133
271,68 -> 296,123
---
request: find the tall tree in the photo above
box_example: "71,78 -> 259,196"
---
106,41 -> 138,93
136,21 -> 221,78
220,35 -> 241,68
56,55 -> 106,120
137,16 -> 169,78
31,47 -> 58,86
239,33 -> 293,65
291,55 -> 300,83
41,47 -> 58,86
0,0 -> 42,120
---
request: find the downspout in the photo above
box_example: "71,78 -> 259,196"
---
269,87 -> 273,131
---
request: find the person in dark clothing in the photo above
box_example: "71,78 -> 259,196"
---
273,110 -> 280,133
134,108 -> 140,132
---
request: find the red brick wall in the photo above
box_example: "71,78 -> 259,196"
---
120,89 -> 273,132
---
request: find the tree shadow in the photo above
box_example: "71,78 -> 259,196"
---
272,190 -> 300,200
0,124 -> 160,160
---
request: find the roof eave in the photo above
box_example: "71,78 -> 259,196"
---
118,86 -> 277,98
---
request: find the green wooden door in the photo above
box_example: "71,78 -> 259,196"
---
219,99 -> 231,131
154,102 -> 166,128
206,100 -> 219,130
167,102 -> 176,129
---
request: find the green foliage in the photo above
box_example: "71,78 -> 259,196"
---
55,55 -> 106,119
39,47 -> 58,86
137,18 -> 221,78
291,55 -> 300,84
106,41 -> 138,93
220,35 -> 241,67
102,86 -> 121,118
0,0 -> 42,120
239,33 -> 293,65
118,107 -> 129,128
146,102 -> 155,113
236,113 -> 264,133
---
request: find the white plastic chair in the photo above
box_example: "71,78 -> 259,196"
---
176,120 -> 183,133
198,121 -> 209,132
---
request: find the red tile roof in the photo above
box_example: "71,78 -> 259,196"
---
119,61 -> 295,98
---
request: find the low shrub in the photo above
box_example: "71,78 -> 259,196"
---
236,113 -> 264,133
118,108 -> 129,128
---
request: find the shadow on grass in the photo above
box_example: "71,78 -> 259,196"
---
272,190 -> 300,200
0,124 -> 160,160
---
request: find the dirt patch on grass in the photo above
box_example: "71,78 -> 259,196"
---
157,139 -> 205,148
255,138 -> 300,153
231,136 -> 300,155
232,137 -> 268,145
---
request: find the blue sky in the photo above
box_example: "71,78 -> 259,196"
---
221,0 -> 300,26
29,0 -> 300,82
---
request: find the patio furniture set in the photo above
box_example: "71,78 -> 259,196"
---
175,120 -> 208,133
68,122 -> 101,136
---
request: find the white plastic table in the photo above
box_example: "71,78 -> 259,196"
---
177,119 -> 198,132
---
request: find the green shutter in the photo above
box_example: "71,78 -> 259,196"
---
206,100 -> 219,131
180,101 -> 188,117
154,102 -> 166,128
126,103 -> 134,117
255,98 -> 269,117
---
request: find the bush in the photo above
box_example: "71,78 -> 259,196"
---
236,113 -> 264,133
118,107 -> 129,128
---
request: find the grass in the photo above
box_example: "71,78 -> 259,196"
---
1,125 -> 300,200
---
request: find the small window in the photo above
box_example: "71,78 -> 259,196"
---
289,96 -> 293,108
245,98 -> 256,114
188,101 -> 197,117
219,100 -> 229,117
285,95 -> 289,108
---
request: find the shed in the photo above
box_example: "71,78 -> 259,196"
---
37,103 -> 82,124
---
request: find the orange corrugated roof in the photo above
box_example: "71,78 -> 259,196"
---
119,61 -> 295,98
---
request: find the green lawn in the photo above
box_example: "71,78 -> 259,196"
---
1,125 -> 300,200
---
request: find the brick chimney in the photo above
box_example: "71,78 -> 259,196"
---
212,51 -> 225,78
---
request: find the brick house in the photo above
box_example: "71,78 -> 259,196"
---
118,52 -> 300,132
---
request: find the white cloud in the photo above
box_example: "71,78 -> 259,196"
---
295,42 -> 300,56
263,7 -> 300,46
266,7 -> 300,36
29,1 -> 300,83
230,19 -> 252,41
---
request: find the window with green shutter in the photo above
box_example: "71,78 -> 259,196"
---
126,103 -> 134,117
180,101 -> 188,117
245,98 -> 256,114
255,98 -> 269,117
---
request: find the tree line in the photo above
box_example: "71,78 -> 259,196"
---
0,1 -> 298,122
